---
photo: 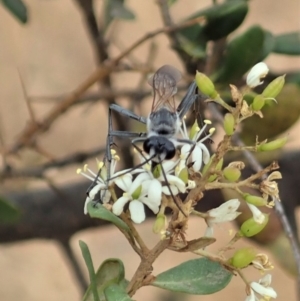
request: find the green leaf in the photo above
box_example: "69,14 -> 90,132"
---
273,32 -> 300,55
181,1 -> 248,41
1,0 -> 28,23
202,1 -> 248,41
83,258 -> 127,301
215,25 -> 265,82
103,0 -> 135,31
259,30 -> 275,61
151,258 -> 232,295
104,284 -> 133,301
0,196 -> 20,224
87,202 -> 130,232
177,35 -> 206,59
80,241 -> 100,301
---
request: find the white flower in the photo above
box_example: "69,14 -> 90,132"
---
246,62 -> 269,88
137,155 -> 186,196
77,151 -> 124,214
179,119 -> 213,172
113,172 -> 162,223
245,274 -> 277,301
247,203 -> 266,224
204,199 -> 241,237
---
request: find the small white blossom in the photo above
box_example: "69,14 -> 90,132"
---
245,274 -> 277,301
77,163 -> 112,214
137,155 -> 186,196
246,62 -> 269,88
113,173 -> 162,223
77,152 -> 124,214
204,199 -> 241,237
179,120 -> 213,172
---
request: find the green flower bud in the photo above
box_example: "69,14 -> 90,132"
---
223,166 -> 241,182
258,136 -> 287,152
203,155 -> 223,182
262,75 -> 285,99
243,194 -> 267,206
189,120 -> 200,140
230,247 -> 256,269
178,167 -> 189,184
251,95 -> 265,111
223,113 -> 235,135
131,185 -> 142,200
195,71 -> 217,98
153,214 -> 166,234
152,164 -> 161,178
239,214 -> 269,237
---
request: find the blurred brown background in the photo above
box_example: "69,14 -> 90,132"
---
0,0 -> 300,300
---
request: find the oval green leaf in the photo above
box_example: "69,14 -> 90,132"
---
273,32 -> 300,55
1,0 -> 28,23
83,258 -> 127,301
104,284 -> 133,301
151,258 -> 232,295
215,25 -> 265,83
87,202 -> 130,232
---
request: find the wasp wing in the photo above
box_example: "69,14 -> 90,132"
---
148,65 -> 182,112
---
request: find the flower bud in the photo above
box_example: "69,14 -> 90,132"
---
178,167 -> 189,184
195,71 -> 217,98
153,214 -> 166,234
244,194 -> 267,206
189,120 -> 200,140
230,247 -> 256,268
202,155 -> 223,182
262,75 -> 285,99
152,164 -> 161,178
223,166 -> 241,182
258,136 -> 287,152
239,214 -> 269,237
251,95 -> 265,111
223,113 -> 235,135
246,62 -> 269,88
131,185 -> 142,200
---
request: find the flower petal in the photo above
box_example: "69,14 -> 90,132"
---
112,196 -> 130,216
251,282 -> 277,299
199,143 -> 210,164
140,196 -> 160,214
166,175 -> 186,193
246,62 -> 269,88
114,174 -> 132,192
129,172 -> 151,195
247,203 -> 265,224
192,146 -> 203,171
100,190 -> 111,204
162,185 -> 179,196
84,196 -> 92,215
147,179 -> 162,202
89,183 -> 103,199
129,200 -> 145,224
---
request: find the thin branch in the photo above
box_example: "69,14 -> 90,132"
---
18,70 -> 37,123
0,146 -> 105,180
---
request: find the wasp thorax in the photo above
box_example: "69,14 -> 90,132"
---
148,108 -> 179,138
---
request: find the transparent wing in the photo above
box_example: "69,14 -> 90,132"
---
148,65 -> 182,112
